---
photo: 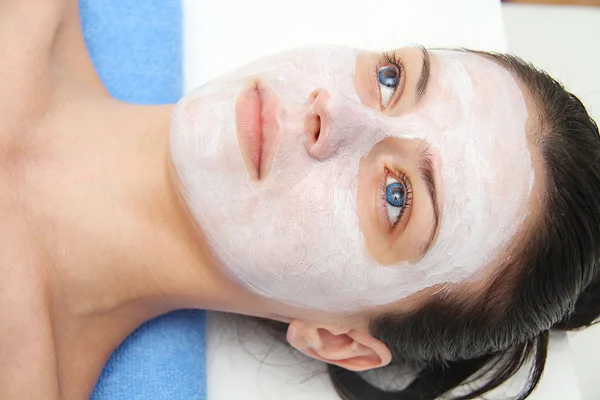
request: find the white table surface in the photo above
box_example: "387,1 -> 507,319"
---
181,0 -> 581,398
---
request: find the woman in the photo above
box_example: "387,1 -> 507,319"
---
1,2 -> 599,400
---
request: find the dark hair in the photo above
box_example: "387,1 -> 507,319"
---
267,51 -> 600,399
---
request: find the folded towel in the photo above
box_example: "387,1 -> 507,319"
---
91,310 -> 207,400
80,0 -> 182,104
80,1 -> 207,399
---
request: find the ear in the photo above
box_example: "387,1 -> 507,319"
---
286,320 -> 392,372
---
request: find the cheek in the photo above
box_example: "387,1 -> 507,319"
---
183,97 -> 203,117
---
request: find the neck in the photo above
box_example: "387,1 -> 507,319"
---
34,95 -> 254,398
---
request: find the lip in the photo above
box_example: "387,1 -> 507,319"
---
235,81 -> 281,181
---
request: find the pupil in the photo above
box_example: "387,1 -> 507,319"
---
386,182 -> 405,207
379,66 -> 398,88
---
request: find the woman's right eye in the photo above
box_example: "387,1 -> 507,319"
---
380,169 -> 412,228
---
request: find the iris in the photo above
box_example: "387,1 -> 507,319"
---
386,182 -> 405,207
378,66 -> 399,88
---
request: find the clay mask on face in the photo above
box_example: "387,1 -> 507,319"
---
169,47 -> 533,311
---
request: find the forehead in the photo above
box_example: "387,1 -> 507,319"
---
427,50 -> 524,111
407,50 -> 528,145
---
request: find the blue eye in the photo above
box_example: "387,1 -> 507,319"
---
386,181 -> 405,207
378,65 -> 400,108
378,66 -> 399,88
383,174 -> 408,227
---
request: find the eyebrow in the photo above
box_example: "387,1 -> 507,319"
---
414,46 -> 431,105
415,143 -> 440,258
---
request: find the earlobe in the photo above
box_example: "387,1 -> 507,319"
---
286,320 -> 392,372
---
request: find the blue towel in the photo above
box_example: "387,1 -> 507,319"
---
80,0 -> 182,104
91,310 -> 207,400
80,1 -> 208,399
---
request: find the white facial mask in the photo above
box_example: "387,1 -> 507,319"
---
169,47 -> 533,311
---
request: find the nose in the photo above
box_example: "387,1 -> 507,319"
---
304,88 -> 331,159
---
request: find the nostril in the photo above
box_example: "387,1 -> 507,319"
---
304,89 -> 331,159
305,112 -> 321,146
314,115 -> 321,142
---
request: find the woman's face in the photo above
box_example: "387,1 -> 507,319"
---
170,46 -> 534,311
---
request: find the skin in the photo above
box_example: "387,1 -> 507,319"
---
0,1 -> 545,399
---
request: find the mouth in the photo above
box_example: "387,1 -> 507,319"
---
235,81 -> 281,181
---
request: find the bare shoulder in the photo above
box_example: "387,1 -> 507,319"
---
0,265 -> 61,399
0,304 -> 61,400
0,0 -> 67,49
0,0 -> 67,111
0,0 -> 107,101
0,186 -> 61,398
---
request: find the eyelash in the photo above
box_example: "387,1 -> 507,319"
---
371,51 -> 405,109
379,168 -> 413,229
383,51 -> 404,71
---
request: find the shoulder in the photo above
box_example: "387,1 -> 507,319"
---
0,1 -> 71,137
0,298 -> 61,399
0,0 -> 108,103
0,0 -> 67,47
0,1 -> 71,85
0,230 -> 60,399
0,202 -> 60,397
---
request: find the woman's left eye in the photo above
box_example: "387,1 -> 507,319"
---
378,64 -> 400,109
382,173 -> 408,227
